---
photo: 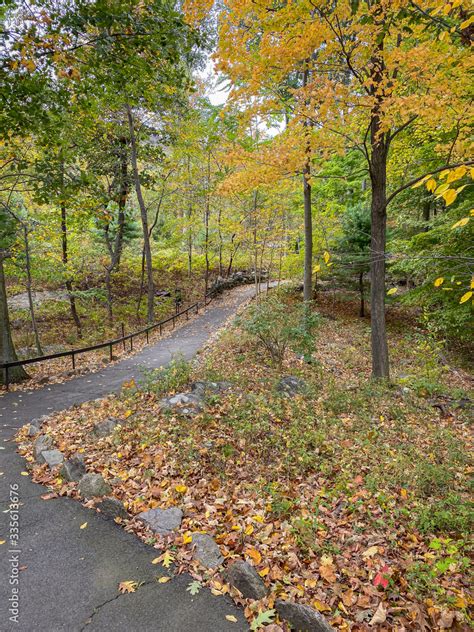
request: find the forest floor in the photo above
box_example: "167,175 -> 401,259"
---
16,288 -> 473,631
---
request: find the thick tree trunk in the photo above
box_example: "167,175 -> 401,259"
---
23,225 -> 42,354
0,256 -> 28,384
127,104 -> 154,323
369,125 -> 389,378
61,202 -> 82,338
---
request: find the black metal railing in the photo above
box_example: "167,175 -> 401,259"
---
1,288 -> 219,390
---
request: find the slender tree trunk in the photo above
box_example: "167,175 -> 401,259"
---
204,151 -> 211,297
369,38 -> 390,379
61,201 -> 82,338
302,68 -> 313,303
127,104 -> 154,323
23,225 -> 42,354
0,256 -> 28,384
359,270 -> 365,318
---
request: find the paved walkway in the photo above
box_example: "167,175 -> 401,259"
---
0,287 -> 256,631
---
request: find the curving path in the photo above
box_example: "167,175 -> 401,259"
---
0,286 -> 258,632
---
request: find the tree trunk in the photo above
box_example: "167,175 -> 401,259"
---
127,104 -> 154,323
369,121 -> 389,378
23,225 -> 42,354
0,256 -> 28,384
302,68 -> 313,304
359,270 -> 365,318
61,201 -> 82,338
204,151 -> 212,297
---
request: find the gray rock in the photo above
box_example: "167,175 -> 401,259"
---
275,600 -> 334,632
191,381 -> 232,397
27,423 -> 40,437
37,449 -> 64,468
277,376 -> 307,397
192,533 -> 223,569
138,507 -> 183,535
78,473 -> 112,498
96,497 -> 128,521
159,392 -> 204,416
224,560 -> 267,599
60,455 -> 86,482
91,417 -> 120,439
33,434 -> 54,460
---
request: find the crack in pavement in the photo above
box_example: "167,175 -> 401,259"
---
79,578 -> 159,631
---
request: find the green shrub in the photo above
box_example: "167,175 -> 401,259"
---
415,494 -> 473,535
139,354 -> 191,395
238,293 -> 320,365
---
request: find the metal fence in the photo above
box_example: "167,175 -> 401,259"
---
1,289 -> 219,390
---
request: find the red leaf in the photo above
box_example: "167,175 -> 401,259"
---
373,564 -> 389,589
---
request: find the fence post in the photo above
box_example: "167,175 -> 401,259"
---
172,316 -> 175,329
159,323 -> 162,335
130,336 -> 133,351
109,343 -> 113,362
121,323 -> 125,350
5,366 -> 9,391
196,303 -> 199,314
146,328 -> 149,344
72,353 -> 75,371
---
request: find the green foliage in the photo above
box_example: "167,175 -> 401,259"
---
140,354 -> 191,395
238,292 -> 321,365
416,495 -> 473,535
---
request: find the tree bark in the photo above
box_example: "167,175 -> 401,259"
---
61,201 -> 82,338
126,104 -> 154,323
302,68 -> 313,304
369,117 -> 389,378
204,151 -> 211,297
23,224 -> 42,354
0,256 -> 28,384
359,270 -> 365,318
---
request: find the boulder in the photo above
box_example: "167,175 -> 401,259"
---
275,600 -> 334,632
191,533 -> 223,569
137,507 -> 183,535
60,455 -> 86,482
37,449 -> 64,468
277,376 -> 307,397
91,417 -> 120,439
159,392 -> 204,416
33,434 -> 54,460
224,560 -> 267,599
96,497 -> 128,521
78,473 -> 112,498
191,381 -> 232,397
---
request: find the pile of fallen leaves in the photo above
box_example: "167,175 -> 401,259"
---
16,291 -> 473,630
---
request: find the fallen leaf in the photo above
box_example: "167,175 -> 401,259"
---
225,615 -> 238,623
158,576 -> 170,583
369,602 -> 387,626
80,522 -> 88,529
118,580 -> 138,594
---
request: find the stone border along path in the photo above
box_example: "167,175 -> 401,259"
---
0,285 -> 264,632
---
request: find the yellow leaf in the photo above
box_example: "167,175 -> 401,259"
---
118,580 -> 138,594
175,484 -> 187,494
80,522 -> 88,529
0,540 -> 5,545
252,515 -> 264,523
434,182 -> 450,195
459,291 -> 473,304
460,16 -> 474,30
313,264 -> 321,273
412,174 -> 431,188
183,533 -> 193,544
362,545 -> 379,558
442,189 -> 457,206
313,600 -> 331,613
323,251 -> 330,264
226,615 -> 238,623
258,567 -> 270,577
152,557 -> 161,565
425,178 -> 437,192
158,576 -> 170,583
244,524 -> 254,536
124,410 -> 133,418
162,551 -> 175,568
20,471 -> 29,476
434,277 -> 444,287
387,287 -> 397,296
246,548 -> 262,565
451,217 -> 469,229
400,488 -> 408,499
